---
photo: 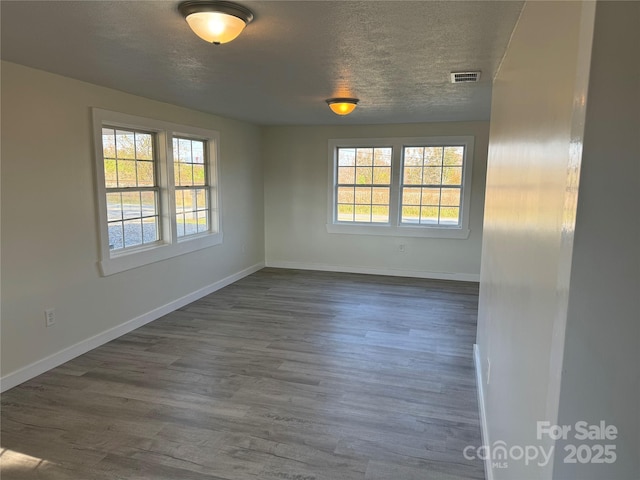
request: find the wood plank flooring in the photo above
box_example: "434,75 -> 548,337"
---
1,268 -> 485,480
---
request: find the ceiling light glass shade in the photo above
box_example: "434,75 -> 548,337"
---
179,1 -> 254,45
326,98 -> 359,116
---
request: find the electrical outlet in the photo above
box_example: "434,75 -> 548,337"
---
486,358 -> 491,385
45,308 -> 55,327
398,244 -> 406,253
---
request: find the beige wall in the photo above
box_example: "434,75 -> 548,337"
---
476,2 -> 595,479
0,62 -> 264,380
555,2 -> 640,478
263,122 -> 489,280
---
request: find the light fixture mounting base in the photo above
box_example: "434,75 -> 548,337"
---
178,1 -> 254,24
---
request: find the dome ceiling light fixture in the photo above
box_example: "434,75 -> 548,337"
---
326,98 -> 359,116
178,1 -> 254,45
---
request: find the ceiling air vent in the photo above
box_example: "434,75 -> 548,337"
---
450,71 -> 481,84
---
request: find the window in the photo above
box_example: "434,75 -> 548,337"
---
401,145 -> 464,226
93,109 -> 222,276
336,147 -> 392,223
327,136 -> 474,239
102,127 -> 160,250
173,137 -> 210,237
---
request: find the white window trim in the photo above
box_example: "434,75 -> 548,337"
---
92,108 -> 223,276
326,136 -> 474,239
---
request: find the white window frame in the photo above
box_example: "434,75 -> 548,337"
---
92,108 -> 223,276
326,136 -> 474,239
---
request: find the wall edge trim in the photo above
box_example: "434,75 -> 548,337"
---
474,343 -> 493,480
265,260 -> 480,282
0,262 -> 265,393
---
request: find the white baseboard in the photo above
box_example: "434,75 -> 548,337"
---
265,260 -> 480,282
474,343 -> 493,480
0,262 -> 264,393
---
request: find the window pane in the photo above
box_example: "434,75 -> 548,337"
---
338,148 -> 355,167
183,189 -> 196,212
402,187 -> 421,205
422,188 -> 441,205
104,159 -> 117,188
442,167 -> 462,185
404,147 -> 423,166
106,192 -> 122,221
137,161 -> 154,187
403,167 -> 422,185
440,207 -> 460,225
420,206 -> 439,224
141,191 -> 156,217
374,148 -> 392,166
355,187 -> 372,204
117,160 -> 137,187
440,188 -> 461,206
372,167 -> 391,185
371,206 -> 389,223
191,189 -> 201,210
108,221 -> 124,250
423,167 -> 442,185
178,138 -> 192,163
355,205 -> 371,222
135,133 -> 153,160
121,191 -> 141,220
338,167 -> 355,184
192,164 -> 206,186
443,146 -> 464,166
195,189 -> 208,210
402,206 -> 420,224
142,217 -> 158,243
372,187 -> 389,205
175,190 -> 184,214
123,219 -> 143,248
356,148 -> 373,166
179,163 -> 193,186
337,204 -> 354,222
355,166 -> 372,185
184,212 -> 197,236
197,210 -> 208,233
102,129 -> 116,158
337,187 -> 354,203
425,147 -> 443,166
192,141 -> 205,164
116,130 -> 136,159
176,214 -> 185,237
172,138 -> 179,160
171,157 -> 180,185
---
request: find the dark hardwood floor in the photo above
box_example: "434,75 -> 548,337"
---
1,268 -> 485,479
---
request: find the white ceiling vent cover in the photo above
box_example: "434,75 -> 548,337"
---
450,71 -> 481,83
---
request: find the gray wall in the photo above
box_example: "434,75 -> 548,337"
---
1,62 -> 265,379
475,2 -> 596,479
263,122 -> 489,280
555,2 -> 640,479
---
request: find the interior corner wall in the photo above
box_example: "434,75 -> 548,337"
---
0,61 -> 265,383
554,2 -> 640,479
475,2 -> 595,479
262,122 -> 489,281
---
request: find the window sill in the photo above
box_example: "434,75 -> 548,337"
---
98,232 -> 223,276
325,223 -> 470,239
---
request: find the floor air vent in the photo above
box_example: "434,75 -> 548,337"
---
450,71 -> 481,83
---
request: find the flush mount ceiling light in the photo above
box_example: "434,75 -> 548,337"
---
178,1 -> 254,45
326,98 -> 359,116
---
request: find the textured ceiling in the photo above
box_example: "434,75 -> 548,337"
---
1,1 -> 523,126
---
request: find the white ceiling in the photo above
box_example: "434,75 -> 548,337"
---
1,1 -> 523,126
